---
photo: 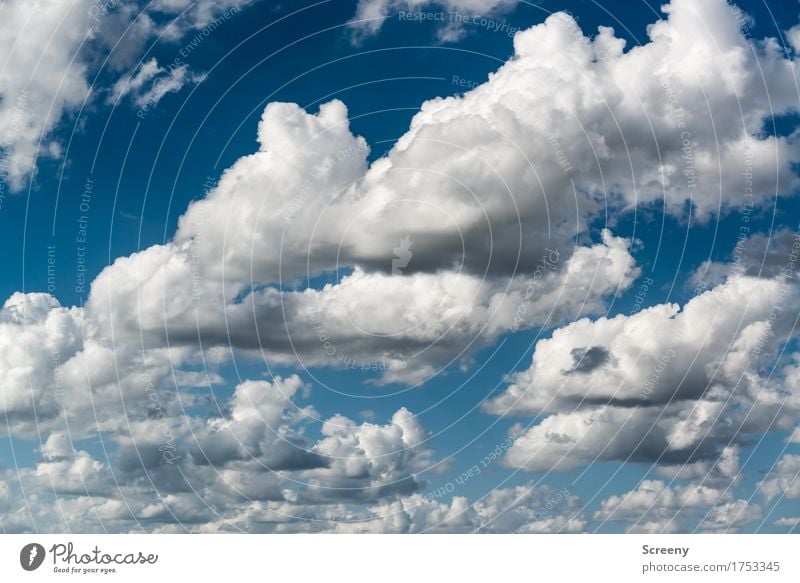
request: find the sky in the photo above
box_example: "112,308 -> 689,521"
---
0,0 -> 799,533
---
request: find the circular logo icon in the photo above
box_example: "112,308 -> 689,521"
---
20,543 -> 46,571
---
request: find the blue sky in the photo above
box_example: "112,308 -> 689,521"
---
1,0 -> 799,533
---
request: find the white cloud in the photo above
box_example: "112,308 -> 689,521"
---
21,439 -> 116,497
82,229 -> 636,385
485,274 -> 800,472
348,0 -> 520,41
174,0 -> 800,292
594,480 -> 729,520
3,0 -> 800,533
698,500 -> 763,532
196,483 -> 584,533
0,293 -> 83,435
0,376 -> 445,531
0,0 -> 254,190
758,454 -> 800,501
188,375 -> 324,473
11,0 -> 789,400
0,363 -> 588,533
0,0 -> 93,190
295,407 -> 437,504
655,446 -> 741,487
149,0 -> 253,37
486,275 -> 797,415
109,58 -> 205,110
595,471 -> 761,533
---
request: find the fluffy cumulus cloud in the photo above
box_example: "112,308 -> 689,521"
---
487,275 -> 798,414
0,374 -> 440,532
0,290 -> 223,441
316,484 -> 584,533
0,371 -> 585,533
2,0 -> 800,533
76,0 -> 800,387
0,293 -> 84,436
82,228 -> 635,385
485,270 -> 800,472
758,454 -> 800,501
0,0 -> 93,189
596,480 -> 723,532
179,0 -> 800,284
0,0 -> 253,190
691,228 -> 800,289
592,447 -> 763,532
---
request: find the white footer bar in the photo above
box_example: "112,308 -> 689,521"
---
0,534 -> 796,582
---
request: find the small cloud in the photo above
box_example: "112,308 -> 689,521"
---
564,346 -> 610,375
774,516 -> 800,527
109,58 -> 205,110
347,0 -> 520,43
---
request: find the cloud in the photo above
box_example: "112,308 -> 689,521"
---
174,0 -> 800,291
294,407 -> 438,504
0,379 -> 446,532
195,483 -> 584,533
0,480 -> 12,514
472,484 -> 585,533
691,228 -> 800,289
594,480 -> 729,521
595,459 -> 761,533
0,0 -> 93,190
0,289 -> 226,440
3,0 -> 800,533
758,454 -> 800,501
109,58 -> 205,110
563,346 -> 611,375
347,0 -> 520,42
655,445 -> 742,487
0,364 -> 585,533
698,500 -> 763,532
486,275 -> 798,414
188,376 -> 323,470
485,273 -> 800,471
19,435 -> 116,497
0,0 -> 253,190
0,293 -> 84,436
82,229 -> 635,385
18,0 -> 792,396
149,0 -> 254,37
